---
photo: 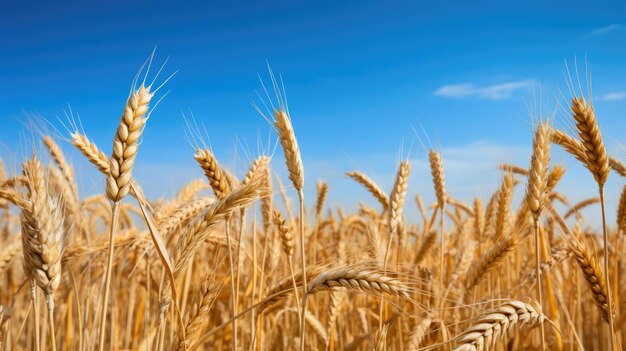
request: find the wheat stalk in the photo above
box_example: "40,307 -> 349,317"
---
525,121 -> 551,350
271,106 -> 309,351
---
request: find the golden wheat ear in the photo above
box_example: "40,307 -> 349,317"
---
273,109 -> 304,192
525,122 -> 551,221
571,97 -> 610,187
194,148 -> 230,200
565,234 -> 614,322
315,180 -> 328,217
618,185 -> 626,233
106,84 -> 153,202
452,300 -> 545,351
346,171 -> 389,210
464,235 -> 516,291
428,150 -> 446,209
388,161 -> 411,241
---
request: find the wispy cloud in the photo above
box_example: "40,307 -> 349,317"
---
598,91 -> 626,101
591,24 -> 621,35
434,79 -> 534,100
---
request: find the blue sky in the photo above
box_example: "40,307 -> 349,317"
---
1,1 -> 625,226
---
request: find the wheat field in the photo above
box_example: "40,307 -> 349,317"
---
1,58 -> 626,351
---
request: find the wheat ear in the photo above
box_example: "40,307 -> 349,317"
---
429,150 -> 447,209
315,180 -> 328,218
374,323 -> 389,351
0,240 -> 20,274
274,109 -> 304,192
176,282 -> 219,351
609,157 -> 626,177
260,264 -> 409,311
452,300 -> 544,351
494,172 -> 515,240
499,163 -> 529,176
563,197 -> 599,219
617,185 -> 626,233
194,148 -> 230,200
546,164 -> 566,192
565,234 -> 614,323
307,266 -> 410,298
388,161 -> 410,244
105,84 -> 152,202
526,123 -> 551,221
415,230 -> 437,265
464,236 -> 516,291
71,132 -> 111,174
473,198 -> 484,243
346,171 -> 390,210
571,97 -> 610,187
43,136 -> 77,197
406,318 -> 432,351
155,179 -> 208,220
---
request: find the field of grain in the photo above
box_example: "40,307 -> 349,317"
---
1,59 -> 626,351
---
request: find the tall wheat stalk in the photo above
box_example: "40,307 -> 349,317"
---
273,107 -> 307,350
428,150 -> 446,304
380,160 -> 410,329
525,121 -> 551,351
99,83 -> 152,351
570,96 -> 615,350
194,147 -> 236,350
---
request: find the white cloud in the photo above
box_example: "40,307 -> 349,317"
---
433,84 -> 476,98
591,24 -> 621,35
434,80 -> 534,100
598,92 -> 626,101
